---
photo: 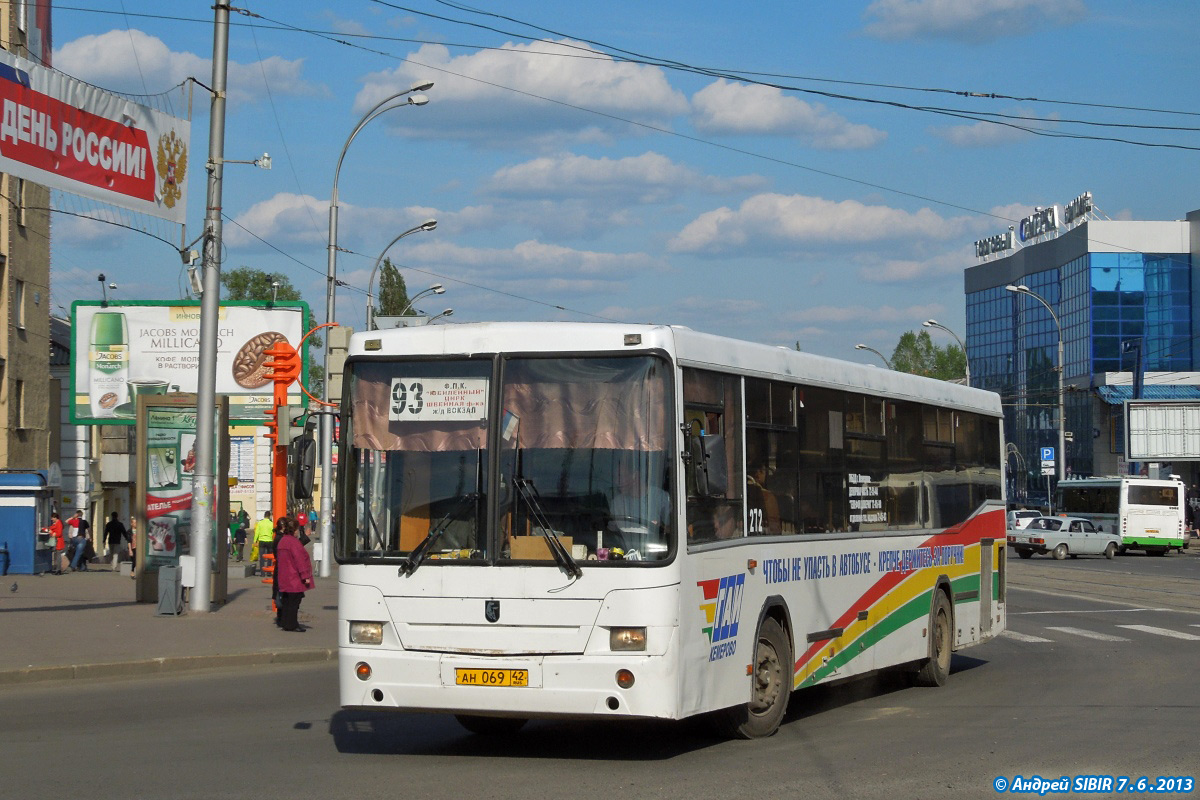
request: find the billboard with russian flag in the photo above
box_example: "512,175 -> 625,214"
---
0,48 -> 190,223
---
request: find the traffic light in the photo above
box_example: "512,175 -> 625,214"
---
277,405 -> 307,448
326,325 -> 353,404
290,433 -> 316,500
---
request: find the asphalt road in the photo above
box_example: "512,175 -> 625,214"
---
3,553 -> 1197,800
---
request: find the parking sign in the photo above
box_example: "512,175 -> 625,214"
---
1040,446 -> 1055,462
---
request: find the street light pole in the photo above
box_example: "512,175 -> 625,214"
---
365,220 -> 437,330
922,319 -> 971,385
1006,284 -> 1066,482
854,343 -> 891,369
396,284 -> 446,318
320,81 -> 431,579
427,308 -> 454,324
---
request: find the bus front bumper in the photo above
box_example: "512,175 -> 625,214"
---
339,647 -> 681,720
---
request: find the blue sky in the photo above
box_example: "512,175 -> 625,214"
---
47,0 -> 1200,365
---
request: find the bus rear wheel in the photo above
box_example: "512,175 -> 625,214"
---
712,617 -> 791,739
913,592 -> 952,687
454,715 -> 528,736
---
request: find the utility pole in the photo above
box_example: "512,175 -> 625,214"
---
188,1 -> 230,612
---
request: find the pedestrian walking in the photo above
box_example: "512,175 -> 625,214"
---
68,510 -> 92,572
104,512 -> 128,570
274,516 -> 313,632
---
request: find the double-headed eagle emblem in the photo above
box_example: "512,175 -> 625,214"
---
156,131 -> 188,209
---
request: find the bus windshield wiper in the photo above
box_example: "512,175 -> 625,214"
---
399,492 -> 479,577
514,477 -> 583,580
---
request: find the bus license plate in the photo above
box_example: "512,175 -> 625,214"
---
455,668 -> 529,687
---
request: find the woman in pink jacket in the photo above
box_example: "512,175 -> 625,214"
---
274,516 -> 314,632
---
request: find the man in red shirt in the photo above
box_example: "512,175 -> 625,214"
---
48,511 -> 65,574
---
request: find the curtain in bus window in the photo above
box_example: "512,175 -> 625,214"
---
501,358 -> 666,450
350,361 -> 488,452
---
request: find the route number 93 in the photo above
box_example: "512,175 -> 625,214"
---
391,379 -> 425,416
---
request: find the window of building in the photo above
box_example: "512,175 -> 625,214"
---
13,380 -> 24,428
14,279 -> 26,329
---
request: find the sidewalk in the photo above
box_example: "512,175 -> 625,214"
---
0,560 -> 337,686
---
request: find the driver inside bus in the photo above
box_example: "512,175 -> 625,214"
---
606,459 -> 670,550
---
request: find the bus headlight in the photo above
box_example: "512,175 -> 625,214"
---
350,621 -> 385,645
610,627 -> 646,651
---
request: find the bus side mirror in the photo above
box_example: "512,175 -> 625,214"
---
689,434 -> 727,498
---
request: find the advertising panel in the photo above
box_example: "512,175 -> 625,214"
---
70,301 -> 309,425
1127,401 -> 1200,461
0,50 -> 191,223
134,394 -> 229,604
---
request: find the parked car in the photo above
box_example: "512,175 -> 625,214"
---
1008,515 -> 1121,560
1007,509 -> 1042,530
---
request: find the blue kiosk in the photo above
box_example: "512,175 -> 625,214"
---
0,471 -> 55,575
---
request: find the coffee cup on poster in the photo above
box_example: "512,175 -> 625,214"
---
127,379 -> 171,402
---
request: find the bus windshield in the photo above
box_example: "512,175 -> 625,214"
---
338,354 -> 674,565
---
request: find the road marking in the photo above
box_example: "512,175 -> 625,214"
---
1116,625 -> 1200,641
1044,626 -> 1130,641
999,630 -> 1053,643
1012,608 -> 1171,615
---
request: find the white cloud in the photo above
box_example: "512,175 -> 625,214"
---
55,30 -> 322,105
669,193 -> 965,254
858,247 -> 973,283
354,40 -> 689,147
485,152 -> 763,202
862,0 -> 1087,43
931,107 -> 1047,147
223,193 -> 499,251
691,80 -> 886,149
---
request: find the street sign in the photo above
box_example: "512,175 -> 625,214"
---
1041,460 -> 1055,470
1040,446 -> 1055,462
1041,465 -> 1055,476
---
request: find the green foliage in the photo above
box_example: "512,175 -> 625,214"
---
220,267 -> 323,393
889,330 -> 966,381
375,258 -> 411,317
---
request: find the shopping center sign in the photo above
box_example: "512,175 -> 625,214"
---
0,50 -> 190,223
974,191 -> 1093,259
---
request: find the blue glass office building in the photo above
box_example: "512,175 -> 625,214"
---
965,209 -> 1200,502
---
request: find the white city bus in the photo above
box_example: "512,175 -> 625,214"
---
335,323 -> 1007,738
1056,476 -> 1187,555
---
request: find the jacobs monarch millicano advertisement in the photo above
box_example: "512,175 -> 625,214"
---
70,301 -> 308,425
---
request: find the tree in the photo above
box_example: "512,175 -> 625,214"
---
889,330 -> 966,381
375,258 -> 411,317
220,267 -> 323,393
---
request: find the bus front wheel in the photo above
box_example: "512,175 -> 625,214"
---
712,617 -> 791,739
913,592 -> 952,687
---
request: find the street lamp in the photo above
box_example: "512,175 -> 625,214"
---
365,219 -> 438,330
428,308 -> 454,324
1006,283 -> 1065,482
397,284 -> 446,317
922,319 -> 971,385
320,80 -> 433,579
854,343 -> 891,369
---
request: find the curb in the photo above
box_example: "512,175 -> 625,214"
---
0,648 -> 336,687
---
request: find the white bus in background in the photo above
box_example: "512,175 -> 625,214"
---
1056,476 -> 1187,555
334,322 -> 1007,738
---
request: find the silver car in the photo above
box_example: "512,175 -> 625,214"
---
1007,515 -> 1121,560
